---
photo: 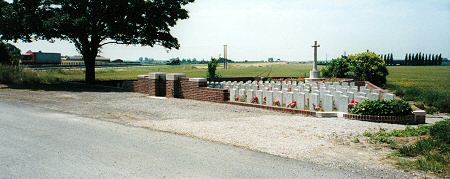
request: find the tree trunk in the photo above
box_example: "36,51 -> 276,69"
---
84,54 -> 96,84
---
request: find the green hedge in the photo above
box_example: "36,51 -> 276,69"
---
0,65 -> 56,85
430,119 -> 450,144
350,100 -> 413,116
321,52 -> 389,87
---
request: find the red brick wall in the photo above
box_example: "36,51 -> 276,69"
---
134,77 -> 150,95
180,79 -> 229,103
132,77 -> 229,103
344,114 -> 417,124
166,80 -> 183,98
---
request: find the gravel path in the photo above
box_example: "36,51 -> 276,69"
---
0,88 -> 429,178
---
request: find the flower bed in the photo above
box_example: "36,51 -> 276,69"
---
229,101 -> 316,116
346,99 -> 421,124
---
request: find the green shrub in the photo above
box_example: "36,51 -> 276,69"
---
430,119 -> 450,144
0,65 -> 56,85
0,42 -> 21,65
321,56 -> 350,78
387,84 -> 450,113
322,52 -> 389,87
365,119 -> 450,176
351,99 -> 413,116
399,140 -> 436,157
207,58 -> 220,79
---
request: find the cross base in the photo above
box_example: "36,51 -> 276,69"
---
309,70 -> 321,79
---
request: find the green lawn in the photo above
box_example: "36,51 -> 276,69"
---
36,63 -> 450,112
40,62 -> 313,81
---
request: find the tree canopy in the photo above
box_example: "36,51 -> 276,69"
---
0,42 -> 21,65
0,0 -> 194,83
322,52 -> 389,87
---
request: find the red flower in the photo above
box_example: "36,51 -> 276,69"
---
348,100 -> 359,109
273,100 -> 280,107
288,101 -> 297,108
251,96 -> 259,104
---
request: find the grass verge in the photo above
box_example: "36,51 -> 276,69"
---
0,65 -> 59,85
364,119 -> 450,177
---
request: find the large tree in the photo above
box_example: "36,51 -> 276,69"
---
0,0 -> 194,83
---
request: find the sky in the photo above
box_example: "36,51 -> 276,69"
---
10,0 -> 450,61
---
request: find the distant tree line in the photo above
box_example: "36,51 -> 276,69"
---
165,57 -> 234,66
381,53 -> 443,66
403,53 -> 443,66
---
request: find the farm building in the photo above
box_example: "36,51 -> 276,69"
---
61,56 -> 111,66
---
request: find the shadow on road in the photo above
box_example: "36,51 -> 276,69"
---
3,81 -> 133,93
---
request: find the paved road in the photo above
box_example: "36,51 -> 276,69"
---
0,102 -> 378,178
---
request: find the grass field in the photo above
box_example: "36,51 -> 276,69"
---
36,63 -> 450,112
40,63 -> 313,81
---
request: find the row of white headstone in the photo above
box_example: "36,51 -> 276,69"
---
218,80 -> 395,112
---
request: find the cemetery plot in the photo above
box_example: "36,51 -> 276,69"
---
210,80 -> 396,115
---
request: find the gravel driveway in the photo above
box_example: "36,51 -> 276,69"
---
0,87 -> 428,178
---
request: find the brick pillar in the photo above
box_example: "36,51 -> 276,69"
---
149,72 -> 166,97
135,75 -> 150,94
166,73 -> 186,98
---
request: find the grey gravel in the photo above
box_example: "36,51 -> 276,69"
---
0,88 -> 433,178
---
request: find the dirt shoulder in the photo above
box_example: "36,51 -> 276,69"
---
0,87 -> 429,178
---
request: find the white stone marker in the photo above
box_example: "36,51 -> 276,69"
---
239,89 -> 246,102
255,90 -> 264,105
368,93 -> 380,101
284,92 -> 294,108
384,93 -> 395,101
355,96 -> 368,103
295,92 -> 306,110
252,85 -> 259,91
346,92 -> 355,103
357,92 -> 367,97
246,90 -> 255,103
264,91 -> 274,106
274,91 -> 284,107
230,88 -> 237,101
338,95 -> 349,112
309,93 -> 320,111
323,94 -> 334,112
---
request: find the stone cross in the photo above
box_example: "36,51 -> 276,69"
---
309,41 -> 321,79
312,41 -> 320,71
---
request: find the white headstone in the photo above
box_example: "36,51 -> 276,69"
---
255,90 -> 264,104
274,91 -> 284,107
309,93 -> 320,111
368,93 -> 380,101
357,92 -> 367,97
355,96 -> 368,103
323,94 -> 334,112
284,92 -> 294,108
264,91 -> 274,106
295,92 -> 306,110
338,95 -> 349,113
246,90 -> 255,103
346,92 -> 355,103
230,88 -> 237,101
239,89 -> 246,102
384,93 -> 395,101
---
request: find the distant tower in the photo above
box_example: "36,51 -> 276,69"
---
223,45 -> 228,69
